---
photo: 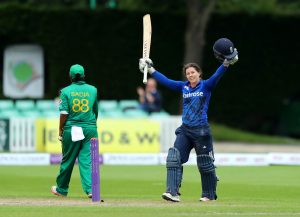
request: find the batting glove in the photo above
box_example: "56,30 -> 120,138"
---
58,136 -> 62,142
139,58 -> 155,74
223,49 -> 238,67
139,58 -> 146,72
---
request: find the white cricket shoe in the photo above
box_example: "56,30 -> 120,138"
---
199,197 -> 213,202
51,186 -> 66,197
87,193 -> 92,198
162,192 -> 180,202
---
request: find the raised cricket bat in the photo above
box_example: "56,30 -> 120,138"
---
142,14 -> 152,84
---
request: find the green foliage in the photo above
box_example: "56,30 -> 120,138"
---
0,0 -> 112,10
203,13 -> 300,135
0,7 -> 185,115
110,0 -> 300,15
0,7 -> 299,136
216,0 -> 300,15
217,0 -> 276,14
0,0 -> 299,14
118,0 -> 186,13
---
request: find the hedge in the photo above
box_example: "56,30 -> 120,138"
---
0,6 -> 299,135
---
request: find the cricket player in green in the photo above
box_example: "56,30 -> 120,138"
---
51,64 -> 98,198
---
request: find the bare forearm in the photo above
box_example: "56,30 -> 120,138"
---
59,114 -> 68,136
139,95 -> 145,103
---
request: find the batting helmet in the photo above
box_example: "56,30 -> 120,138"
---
213,38 -> 237,63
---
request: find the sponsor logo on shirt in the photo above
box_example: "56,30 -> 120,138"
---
183,91 -> 203,98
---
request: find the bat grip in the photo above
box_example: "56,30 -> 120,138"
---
143,65 -> 148,84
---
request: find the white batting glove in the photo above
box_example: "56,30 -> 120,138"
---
139,58 -> 155,74
139,58 -> 146,73
223,49 -> 238,67
58,136 -> 62,142
145,58 -> 155,74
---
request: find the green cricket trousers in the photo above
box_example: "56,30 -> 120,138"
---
55,127 -> 98,196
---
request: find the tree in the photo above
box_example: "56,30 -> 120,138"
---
119,0 -> 217,66
184,0 -> 217,65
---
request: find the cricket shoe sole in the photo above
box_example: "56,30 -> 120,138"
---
199,197 -> 214,202
162,192 -> 180,202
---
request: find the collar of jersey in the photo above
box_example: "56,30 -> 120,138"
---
72,81 -> 86,85
188,80 -> 201,89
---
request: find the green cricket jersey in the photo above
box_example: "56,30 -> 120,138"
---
59,81 -> 98,128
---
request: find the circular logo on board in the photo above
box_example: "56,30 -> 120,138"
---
9,61 -> 40,90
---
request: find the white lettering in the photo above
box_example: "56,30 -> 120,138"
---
182,92 -> 204,98
71,92 -> 90,97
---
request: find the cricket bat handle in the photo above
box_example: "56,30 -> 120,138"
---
143,65 -> 148,84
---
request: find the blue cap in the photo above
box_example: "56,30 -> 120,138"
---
213,38 -> 237,60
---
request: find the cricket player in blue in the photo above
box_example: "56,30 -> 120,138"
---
139,38 -> 239,202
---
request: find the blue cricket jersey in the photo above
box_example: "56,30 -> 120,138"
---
152,64 -> 228,127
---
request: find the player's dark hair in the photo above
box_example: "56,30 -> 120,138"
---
183,63 -> 202,78
72,73 -> 85,82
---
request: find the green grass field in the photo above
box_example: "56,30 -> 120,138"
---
211,123 -> 300,144
0,165 -> 300,217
